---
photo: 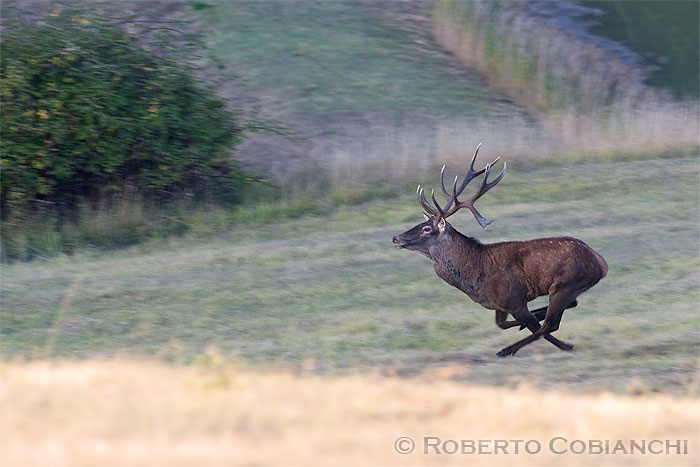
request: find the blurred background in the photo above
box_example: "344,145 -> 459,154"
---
1,1 -> 699,465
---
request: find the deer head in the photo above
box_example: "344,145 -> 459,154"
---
392,143 -> 506,255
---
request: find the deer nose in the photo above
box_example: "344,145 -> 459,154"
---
392,236 -> 399,244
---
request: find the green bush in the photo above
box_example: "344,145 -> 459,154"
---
0,9 -> 243,217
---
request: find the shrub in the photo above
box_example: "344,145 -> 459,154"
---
0,7 -> 244,218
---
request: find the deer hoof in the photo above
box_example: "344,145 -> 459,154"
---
560,342 -> 574,351
496,347 -> 517,357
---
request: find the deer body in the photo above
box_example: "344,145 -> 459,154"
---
428,226 -> 607,311
393,144 -> 607,357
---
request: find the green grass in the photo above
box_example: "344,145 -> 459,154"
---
3,154 -> 698,394
1,1 -> 698,398
0,178 -> 401,262
193,1 -> 521,128
582,0 -> 699,98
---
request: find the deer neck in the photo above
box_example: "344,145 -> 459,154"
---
428,226 -> 486,292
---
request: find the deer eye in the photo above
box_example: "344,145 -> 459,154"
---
422,226 -> 432,234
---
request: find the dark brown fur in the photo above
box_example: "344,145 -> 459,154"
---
393,218 -> 607,357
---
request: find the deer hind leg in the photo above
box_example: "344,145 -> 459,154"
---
541,291 -> 584,334
519,300 -> 578,330
495,310 -> 521,330
497,307 -> 567,331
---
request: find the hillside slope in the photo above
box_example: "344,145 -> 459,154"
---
184,0 -> 531,175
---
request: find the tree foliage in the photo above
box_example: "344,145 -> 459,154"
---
1,9 -> 243,217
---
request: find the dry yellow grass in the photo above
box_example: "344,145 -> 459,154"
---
315,108 -> 699,186
0,358 -> 698,466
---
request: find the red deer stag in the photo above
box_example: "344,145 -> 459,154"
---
392,144 -> 607,357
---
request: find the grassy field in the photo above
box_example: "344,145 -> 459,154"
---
182,0 -> 536,178
1,359 -> 698,466
194,0 -> 520,123
3,153 -> 698,394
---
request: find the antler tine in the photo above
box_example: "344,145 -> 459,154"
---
445,172 -> 471,219
417,185 -> 440,217
440,165 -> 450,199
468,160 -> 507,204
440,166 -> 458,212
437,174 -> 462,220
430,189 -> 446,219
453,143 -> 488,200
449,174 -> 460,206
458,160 -> 507,228
470,142 -> 483,171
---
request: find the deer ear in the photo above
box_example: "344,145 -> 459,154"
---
437,217 -> 446,232
423,212 -> 430,221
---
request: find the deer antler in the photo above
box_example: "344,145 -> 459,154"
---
416,143 -> 506,228
417,185 -> 440,218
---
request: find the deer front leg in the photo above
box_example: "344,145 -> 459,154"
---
498,297 -> 575,357
497,306 -> 546,357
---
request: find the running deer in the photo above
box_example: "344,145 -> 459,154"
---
392,144 -> 607,357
